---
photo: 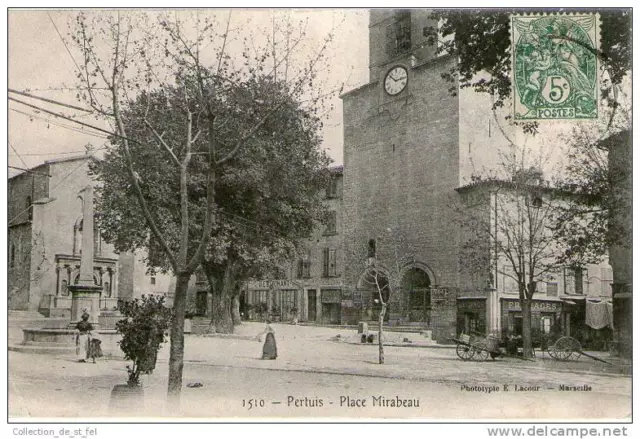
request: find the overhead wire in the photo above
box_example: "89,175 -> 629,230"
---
47,12 -> 83,76
9,88 -> 92,113
8,141 -> 30,169
9,107 -> 110,140
8,81 -> 313,261
9,149 -> 108,157
8,143 -> 107,225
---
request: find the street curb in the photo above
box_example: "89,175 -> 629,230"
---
10,339 -> 630,379
200,334 -> 257,341
340,341 -> 454,349
199,333 -> 454,348
178,358 -> 632,381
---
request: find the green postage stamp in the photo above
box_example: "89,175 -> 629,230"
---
511,14 -> 600,121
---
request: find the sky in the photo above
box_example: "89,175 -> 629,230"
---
7,9 -> 370,176
6,6 -> 632,182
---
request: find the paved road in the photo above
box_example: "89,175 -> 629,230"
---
8,323 -> 631,420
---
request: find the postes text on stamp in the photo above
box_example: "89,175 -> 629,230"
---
511,14 -> 600,121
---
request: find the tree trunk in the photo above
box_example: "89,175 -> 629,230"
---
167,271 -> 191,410
607,130 -> 632,358
231,293 -> 242,325
207,264 -> 234,334
521,298 -> 533,358
378,304 -> 386,364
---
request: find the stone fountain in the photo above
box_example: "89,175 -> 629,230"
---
18,186 -> 122,356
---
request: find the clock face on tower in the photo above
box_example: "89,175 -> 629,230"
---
384,66 -> 408,96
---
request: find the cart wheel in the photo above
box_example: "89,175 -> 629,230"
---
553,336 -> 582,361
569,350 -> 583,361
547,344 -> 558,360
456,343 -> 475,361
473,345 -> 489,362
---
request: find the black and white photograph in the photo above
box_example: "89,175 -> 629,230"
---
5,4 -> 633,427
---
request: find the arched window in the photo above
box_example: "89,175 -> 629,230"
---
73,217 -> 82,255
367,239 -> 376,258
94,218 -> 102,256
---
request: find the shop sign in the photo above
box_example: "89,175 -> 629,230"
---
458,299 -> 485,310
504,300 -> 558,311
248,279 -> 298,289
321,289 -> 342,303
431,287 -> 455,306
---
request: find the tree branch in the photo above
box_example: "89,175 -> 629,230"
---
144,120 -> 181,166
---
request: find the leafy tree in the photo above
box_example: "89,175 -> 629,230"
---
424,9 -> 630,114
116,295 -> 172,387
552,120 -> 630,266
424,8 -> 631,356
91,74 -> 331,334
199,77 -> 331,333
71,10 -> 337,407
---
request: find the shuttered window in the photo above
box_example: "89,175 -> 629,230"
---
323,248 -> 337,277
385,11 -> 411,56
324,210 -> 337,235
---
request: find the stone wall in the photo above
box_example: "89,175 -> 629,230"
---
8,223 -> 32,310
343,55 -> 461,292
342,55 -> 466,341
8,157 -> 122,312
8,165 -> 48,310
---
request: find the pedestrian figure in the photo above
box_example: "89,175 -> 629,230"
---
261,320 -> 277,360
88,338 -> 104,363
75,311 -> 94,363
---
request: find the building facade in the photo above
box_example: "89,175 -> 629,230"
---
340,10 -> 465,340
454,178 -> 614,350
7,155 -> 168,317
9,156 -> 120,316
243,166 -> 345,324
336,9 -> 614,345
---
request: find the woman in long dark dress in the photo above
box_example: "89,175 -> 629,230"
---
75,312 -> 93,362
261,321 -> 277,360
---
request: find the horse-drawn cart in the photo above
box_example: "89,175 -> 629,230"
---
545,336 -> 612,364
450,332 -> 506,362
451,332 -> 612,365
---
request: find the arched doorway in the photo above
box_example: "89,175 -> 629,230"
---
401,267 -> 431,324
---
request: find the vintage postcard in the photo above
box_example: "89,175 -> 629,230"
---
6,6 -> 632,428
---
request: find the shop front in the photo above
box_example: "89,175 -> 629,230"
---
563,297 -> 614,351
245,279 -> 304,322
500,297 -> 565,343
456,297 -> 487,336
320,289 -> 342,324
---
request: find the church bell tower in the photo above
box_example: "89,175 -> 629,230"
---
368,9 -> 439,84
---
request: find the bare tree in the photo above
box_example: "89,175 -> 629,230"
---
59,10 -> 339,408
453,149 -> 582,358
355,229 -> 414,364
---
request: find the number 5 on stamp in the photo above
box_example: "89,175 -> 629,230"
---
511,14 -> 600,121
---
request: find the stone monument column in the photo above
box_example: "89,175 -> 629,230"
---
68,185 -> 103,327
485,286 -> 500,336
